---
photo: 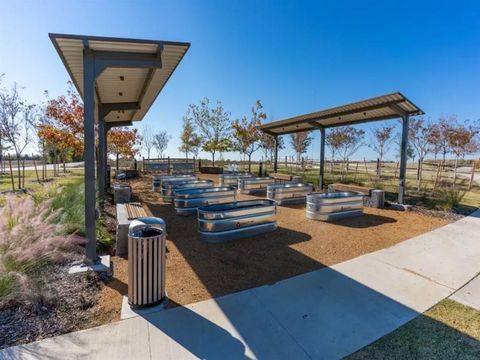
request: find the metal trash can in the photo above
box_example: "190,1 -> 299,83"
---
128,217 -> 167,308
113,183 -> 132,204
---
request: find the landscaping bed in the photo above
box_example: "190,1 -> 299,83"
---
0,266 -> 104,349
0,173 -> 114,350
99,173 -> 453,317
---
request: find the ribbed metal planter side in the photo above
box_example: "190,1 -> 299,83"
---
161,179 -> 214,202
238,177 -> 275,194
152,175 -> 196,192
173,186 -> 237,216
218,173 -> 254,187
197,199 -> 277,243
128,217 -> 167,308
267,183 -> 313,205
306,191 -> 364,221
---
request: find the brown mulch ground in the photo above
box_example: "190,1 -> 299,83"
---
98,174 -> 452,321
0,266 -> 103,349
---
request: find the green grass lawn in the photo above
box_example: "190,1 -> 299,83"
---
347,300 -> 480,359
0,168 -> 85,193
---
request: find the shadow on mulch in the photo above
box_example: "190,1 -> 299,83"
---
334,213 -> 397,228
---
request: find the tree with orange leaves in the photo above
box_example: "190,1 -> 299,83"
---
107,127 -> 141,169
38,82 -> 84,171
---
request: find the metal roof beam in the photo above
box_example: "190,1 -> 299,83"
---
100,102 -> 140,117
106,121 -> 133,130
307,121 -> 324,129
89,47 -> 163,78
389,103 -> 408,117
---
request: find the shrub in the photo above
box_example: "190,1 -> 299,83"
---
436,187 -> 466,211
51,179 -> 85,233
49,179 -> 113,250
0,196 -> 85,304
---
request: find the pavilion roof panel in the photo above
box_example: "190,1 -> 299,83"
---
50,33 -> 190,124
258,92 -> 423,135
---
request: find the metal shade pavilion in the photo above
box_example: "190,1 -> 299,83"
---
49,33 -> 190,263
257,92 -> 424,203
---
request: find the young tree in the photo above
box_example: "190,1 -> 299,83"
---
0,82 -> 36,188
260,133 -> 284,163
325,128 -> 345,173
232,100 -> 266,172
142,125 -> 154,159
185,98 -> 231,166
446,121 -> 479,186
39,83 -> 85,173
289,131 -> 312,165
153,130 -> 171,158
430,116 -> 455,162
107,127 -> 141,169
179,116 -> 202,158
371,124 -> 395,177
337,126 -> 365,177
408,117 -> 435,191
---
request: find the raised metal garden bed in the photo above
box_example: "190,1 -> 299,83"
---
173,186 -> 237,216
306,191 -> 364,221
152,174 -> 196,192
161,179 -> 214,202
197,199 -> 277,243
267,183 -> 313,205
218,173 -> 254,187
238,177 -> 275,194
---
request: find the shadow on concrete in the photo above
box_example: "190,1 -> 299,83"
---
144,299 -> 250,360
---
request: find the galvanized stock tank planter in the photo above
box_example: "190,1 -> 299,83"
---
238,177 -> 275,194
267,183 -> 313,205
161,179 -> 213,202
152,174 -> 196,192
218,173 -> 253,187
197,199 -> 277,243
173,186 -> 237,215
306,191 -> 364,221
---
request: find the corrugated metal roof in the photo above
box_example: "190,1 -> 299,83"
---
258,92 -> 424,135
49,33 -> 189,123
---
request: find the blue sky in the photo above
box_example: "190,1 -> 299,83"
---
1,0 -> 479,160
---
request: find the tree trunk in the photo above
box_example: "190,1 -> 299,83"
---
248,154 -> 252,173
453,156 -> 458,188
16,155 -> 22,189
417,159 -> 423,192
116,153 -> 119,170
212,151 -> 215,167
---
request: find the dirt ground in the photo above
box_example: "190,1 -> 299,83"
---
99,174 -> 452,321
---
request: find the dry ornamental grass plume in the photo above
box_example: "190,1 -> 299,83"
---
0,195 -> 86,303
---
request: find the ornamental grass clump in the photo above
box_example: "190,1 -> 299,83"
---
0,195 -> 85,305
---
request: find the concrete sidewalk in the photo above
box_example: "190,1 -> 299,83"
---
2,210 -> 480,360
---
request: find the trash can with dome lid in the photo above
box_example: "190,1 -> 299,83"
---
128,217 -> 167,308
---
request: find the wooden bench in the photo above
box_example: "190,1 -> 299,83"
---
329,183 -> 374,196
125,202 -> 148,220
270,173 -> 293,181
116,202 -> 149,256
328,183 -> 385,208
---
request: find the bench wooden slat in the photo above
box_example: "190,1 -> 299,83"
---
270,173 -> 292,181
125,202 -> 148,220
331,183 -> 373,196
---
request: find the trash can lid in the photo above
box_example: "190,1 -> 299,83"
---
128,217 -> 166,237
